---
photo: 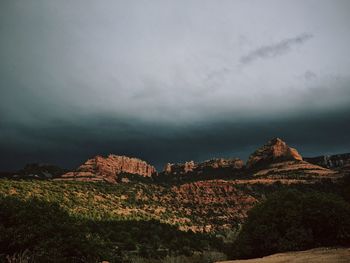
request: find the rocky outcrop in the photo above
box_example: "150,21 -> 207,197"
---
246,138 -> 302,169
252,160 -> 337,178
163,161 -> 196,175
200,158 -> 244,169
159,158 -> 244,183
58,155 -> 156,183
246,138 -> 337,178
305,153 -> 350,172
163,158 -> 244,175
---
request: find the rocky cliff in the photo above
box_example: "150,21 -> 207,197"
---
246,138 -> 302,169
58,155 -> 156,183
246,138 -> 336,178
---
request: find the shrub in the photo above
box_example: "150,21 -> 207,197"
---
0,195 -> 222,262
232,190 -> 350,259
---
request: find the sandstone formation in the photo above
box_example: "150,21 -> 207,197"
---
58,155 -> 156,183
163,158 -> 244,175
246,138 -> 337,178
246,138 -> 302,169
252,160 -> 337,178
159,158 -> 244,182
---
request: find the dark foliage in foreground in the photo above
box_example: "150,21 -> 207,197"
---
0,196 -> 222,262
231,190 -> 350,259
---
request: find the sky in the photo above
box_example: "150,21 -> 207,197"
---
1,0 -> 350,171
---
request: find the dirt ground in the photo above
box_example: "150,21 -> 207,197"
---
218,247 -> 350,263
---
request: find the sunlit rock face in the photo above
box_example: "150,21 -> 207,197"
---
58,155 -> 157,183
246,138 -> 303,169
246,138 -> 336,178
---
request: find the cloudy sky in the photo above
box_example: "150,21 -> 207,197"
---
1,0 -> 350,170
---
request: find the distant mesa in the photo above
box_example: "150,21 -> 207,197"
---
57,155 -> 157,183
246,137 -> 303,169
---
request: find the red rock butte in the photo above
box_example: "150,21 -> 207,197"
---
58,154 -> 156,183
246,137 -> 303,169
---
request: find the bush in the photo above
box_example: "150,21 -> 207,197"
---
232,190 -> 350,259
0,196 -> 222,262
0,196 -> 103,262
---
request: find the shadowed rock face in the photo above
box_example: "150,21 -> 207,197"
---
246,138 -> 302,169
305,153 -> 350,172
58,155 -> 156,183
0,163 -> 67,179
17,163 -> 68,178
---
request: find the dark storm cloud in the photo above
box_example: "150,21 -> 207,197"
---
1,1 -> 350,171
1,105 -> 350,171
240,33 -> 313,65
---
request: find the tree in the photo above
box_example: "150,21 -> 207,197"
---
232,190 -> 350,259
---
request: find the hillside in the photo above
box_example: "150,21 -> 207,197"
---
0,179 -> 258,233
0,177 -> 346,262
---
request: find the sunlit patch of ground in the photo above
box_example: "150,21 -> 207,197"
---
218,247 -> 350,263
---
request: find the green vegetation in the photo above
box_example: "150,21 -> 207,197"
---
1,176 -> 349,262
0,179 -> 224,262
231,189 -> 350,259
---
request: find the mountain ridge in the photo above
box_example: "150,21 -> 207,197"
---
2,138 -> 348,182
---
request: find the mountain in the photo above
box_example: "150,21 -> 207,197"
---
305,153 -> 350,173
0,163 -> 68,179
157,138 -> 338,181
4,138 -> 343,184
246,138 -> 336,179
57,154 -> 157,183
246,138 -> 302,169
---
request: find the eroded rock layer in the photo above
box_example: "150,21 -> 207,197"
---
246,138 -> 337,178
246,138 -> 302,169
58,155 -> 156,183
